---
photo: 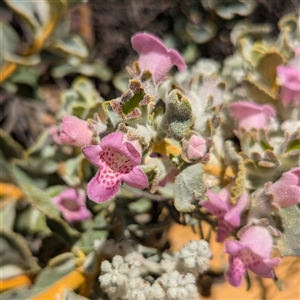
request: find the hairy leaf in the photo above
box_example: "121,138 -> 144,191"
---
174,164 -> 206,212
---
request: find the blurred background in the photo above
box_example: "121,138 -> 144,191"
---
1,0 -> 298,149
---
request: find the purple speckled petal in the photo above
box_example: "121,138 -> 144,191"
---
122,166 -> 149,189
87,169 -> 121,203
100,131 -> 123,151
225,255 -> 245,287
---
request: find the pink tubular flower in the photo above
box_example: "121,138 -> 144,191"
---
60,115 -> 94,147
224,226 -> 280,287
264,167 -> 300,209
131,32 -> 186,83
199,184 -> 249,242
52,188 -> 92,222
228,101 -> 276,132
82,132 -> 148,203
277,49 -> 300,106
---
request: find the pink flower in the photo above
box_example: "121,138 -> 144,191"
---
131,32 -> 186,83
184,134 -> 208,161
264,167 -> 300,209
60,115 -> 94,147
277,49 -> 300,106
224,226 -> 280,287
82,132 -> 148,203
228,101 -> 276,132
52,188 -> 92,222
199,184 -> 249,242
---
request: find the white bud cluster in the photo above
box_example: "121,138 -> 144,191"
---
178,240 -> 211,274
99,240 -> 211,299
161,240 -> 211,275
157,270 -> 199,300
99,255 -> 135,299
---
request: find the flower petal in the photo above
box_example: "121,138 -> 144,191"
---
225,255 -> 245,287
248,257 -> 280,278
131,32 -> 186,82
122,166 -> 149,189
216,219 -> 235,242
82,145 -> 103,167
100,131 -> 124,151
228,101 -> 276,131
61,206 -> 92,223
266,168 -> 300,208
87,169 -> 121,203
55,188 -> 77,202
240,226 -> 273,259
200,190 -> 229,218
121,141 -> 142,166
224,191 -> 249,227
224,239 -> 245,256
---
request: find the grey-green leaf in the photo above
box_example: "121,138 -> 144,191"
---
276,205 -> 300,257
174,164 -> 206,212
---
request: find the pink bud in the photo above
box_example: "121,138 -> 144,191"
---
265,167 -> 300,209
186,134 -> 208,161
60,115 -> 94,147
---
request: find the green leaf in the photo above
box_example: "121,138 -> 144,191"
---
10,66 -> 40,86
122,92 -> 144,115
11,159 -> 48,188
215,1 -> 256,19
277,206 -> 300,257
128,198 -> 152,214
21,184 -> 80,244
0,229 -> 40,278
0,129 -> 24,159
158,89 -> 194,141
72,76 -> 103,106
174,164 -> 206,212
4,52 -> 40,66
51,35 -> 88,58
187,21 -> 217,44
15,207 -> 51,235
0,21 -> 20,55
102,101 -> 123,130
4,0 -> 40,29
287,138 -> 300,152
113,71 -> 130,93
1,252 -> 78,299
0,200 -> 17,231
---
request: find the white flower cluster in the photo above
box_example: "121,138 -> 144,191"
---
161,240 -> 211,275
178,240 -> 211,274
99,240 -> 211,300
157,270 -> 199,300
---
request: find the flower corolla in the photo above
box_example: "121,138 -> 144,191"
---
82,132 -> 148,203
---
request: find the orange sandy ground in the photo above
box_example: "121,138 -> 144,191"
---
168,224 -> 300,300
